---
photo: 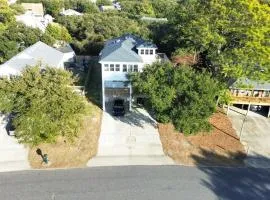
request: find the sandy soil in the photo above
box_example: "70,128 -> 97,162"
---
28,103 -> 102,169
159,110 -> 246,166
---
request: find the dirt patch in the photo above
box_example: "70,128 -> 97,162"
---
159,111 -> 246,167
28,103 -> 102,169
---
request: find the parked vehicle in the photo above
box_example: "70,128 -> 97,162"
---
113,99 -> 125,116
6,114 -> 16,136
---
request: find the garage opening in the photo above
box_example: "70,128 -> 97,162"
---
104,81 -> 131,113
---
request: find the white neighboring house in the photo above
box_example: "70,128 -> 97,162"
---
16,3 -> 53,32
60,8 -> 83,16
7,0 -> 17,5
99,2 -> 121,12
56,44 -> 76,63
99,34 -> 168,111
0,41 -> 75,77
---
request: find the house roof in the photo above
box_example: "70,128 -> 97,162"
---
57,44 -> 75,53
141,16 -> 168,23
99,34 -> 155,63
136,41 -> 157,49
60,9 -> 83,16
0,41 -> 65,76
230,78 -> 270,91
21,3 -> 44,16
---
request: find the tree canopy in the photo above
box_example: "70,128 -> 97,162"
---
0,66 -> 86,145
0,0 -> 15,31
57,12 -> 150,54
130,62 -> 222,135
169,0 -> 270,81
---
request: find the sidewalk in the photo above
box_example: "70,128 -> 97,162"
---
0,115 -> 30,172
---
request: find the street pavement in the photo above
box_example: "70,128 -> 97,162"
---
0,166 -> 270,200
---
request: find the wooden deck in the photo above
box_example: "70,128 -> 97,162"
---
231,96 -> 270,106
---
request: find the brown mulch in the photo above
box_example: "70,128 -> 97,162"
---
159,111 -> 246,167
28,103 -> 102,169
171,55 -> 198,66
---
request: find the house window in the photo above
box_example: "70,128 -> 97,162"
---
123,64 -> 127,72
133,65 -> 138,72
141,49 -> 144,55
145,49 -> 149,55
104,64 -> 109,71
110,64 -> 114,71
128,65 -> 133,72
115,64 -> 120,71
150,49 -> 153,55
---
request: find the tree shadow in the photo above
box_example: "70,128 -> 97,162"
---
36,148 -> 44,161
84,57 -> 102,108
191,148 -> 270,200
107,107 -> 157,129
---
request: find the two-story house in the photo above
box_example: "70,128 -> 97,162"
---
99,34 -> 167,112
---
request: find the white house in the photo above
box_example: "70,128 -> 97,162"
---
7,0 -> 17,5
16,3 -> 53,32
0,41 -> 75,77
60,8 -> 83,16
99,34 -> 168,112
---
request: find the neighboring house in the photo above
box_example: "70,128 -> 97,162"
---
141,16 -> 168,23
16,3 -> 53,32
99,34 -> 168,111
7,0 -> 17,5
99,2 -> 121,12
0,41 -> 75,77
21,3 -> 44,16
60,8 -> 83,16
57,44 -> 76,63
229,78 -> 270,117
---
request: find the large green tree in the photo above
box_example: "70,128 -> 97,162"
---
169,0 -> 270,81
0,66 -> 86,145
45,23 -> 72,43
58,12 -> 150,54
0,0 -> 15,31
130,62 -> 221,135
0,23 -> 42,63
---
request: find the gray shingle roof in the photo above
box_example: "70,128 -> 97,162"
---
136,41 -> 157,48
99,34 -> 155,63
230,78 -> 270,90
0,41 -> 65,74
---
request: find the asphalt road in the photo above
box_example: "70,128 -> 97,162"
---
0,166 -> 270,200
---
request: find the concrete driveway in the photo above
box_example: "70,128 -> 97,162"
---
228,106 -> 270,168
88,108 -> 174,166
0,115 -> 30,172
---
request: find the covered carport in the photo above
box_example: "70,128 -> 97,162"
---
103,81 -> 131,113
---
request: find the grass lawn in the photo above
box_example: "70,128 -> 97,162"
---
159,109 -> 246,167
28,58 -> 103,169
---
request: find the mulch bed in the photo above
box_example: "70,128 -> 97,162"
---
159,111 -> 246,167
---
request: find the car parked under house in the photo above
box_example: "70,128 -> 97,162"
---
99,34 -> 168,112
